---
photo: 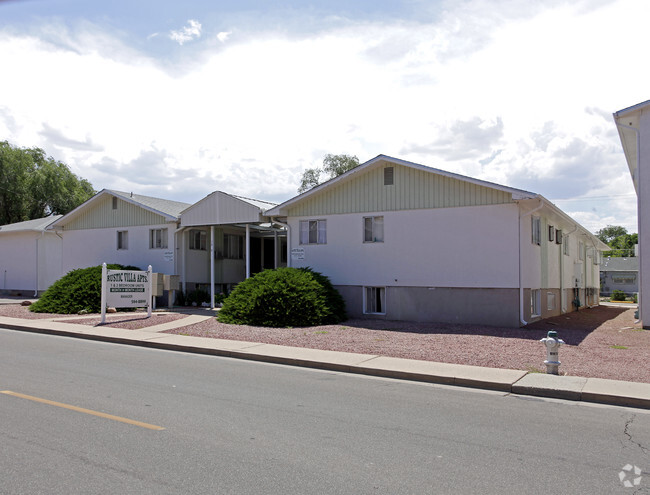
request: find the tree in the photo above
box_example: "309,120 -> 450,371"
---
0,141 -> 94,225
596,225 -> 628,244
595,225 -> 637,257
298,154 -> 360,193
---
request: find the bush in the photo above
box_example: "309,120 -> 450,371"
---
30,264 -> 141,314
217,267 -> 346,327
611,290 -> 626,302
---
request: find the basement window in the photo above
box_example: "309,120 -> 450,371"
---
364,286 -> 386,315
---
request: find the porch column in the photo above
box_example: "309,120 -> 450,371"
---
210,226 -> 215,310
246,224 -> 250,279
181,230 -> 187,293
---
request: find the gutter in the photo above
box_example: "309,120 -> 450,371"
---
518,198 -> 544,326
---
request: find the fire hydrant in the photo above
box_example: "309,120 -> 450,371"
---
540,330 -> 565,375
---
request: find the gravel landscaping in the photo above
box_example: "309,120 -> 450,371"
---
1,302 -> 648,383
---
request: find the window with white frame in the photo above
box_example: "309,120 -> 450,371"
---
563,235 -> 570,256
364,287 -> 386,314
117,230 -> 128,250
547,292 -> 556,311
299,220 -> 326,245
363,216 -> 384,243
548,225 -> 555,242
189,229 -> 207,250
579,241 -> 584,260
531,289 -> 541,317
224,234 -> 244,259
112,197 -> 118,210
150,228 -> 168,249
531,216 -> 541,245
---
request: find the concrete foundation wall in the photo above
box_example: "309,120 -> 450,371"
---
337,285 -> 521,328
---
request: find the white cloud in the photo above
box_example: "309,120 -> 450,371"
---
169,19 -> 202,45
0,0 -> 646,231
217,31 -> 231,43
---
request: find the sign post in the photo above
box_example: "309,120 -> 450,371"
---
101,263 -> 152,324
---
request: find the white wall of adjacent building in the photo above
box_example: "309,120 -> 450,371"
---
60,223 -> 176,275
289,203 -> 520,288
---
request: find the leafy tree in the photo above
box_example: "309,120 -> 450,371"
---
0,141 -> 94,225
298,154 -> 360,193
595,225 -> 637,257
595,225 -> 628,244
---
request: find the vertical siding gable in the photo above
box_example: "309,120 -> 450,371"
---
63,195 -> 168,230
287,163 -> 513,216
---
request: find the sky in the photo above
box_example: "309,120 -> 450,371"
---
0,0 -> 646,233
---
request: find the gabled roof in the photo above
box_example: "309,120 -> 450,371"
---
180,191 -> 277,227
48,189 -> 191,229
0,215 -> 62,234
266,154 -> 536,216
601,257 -> 639,271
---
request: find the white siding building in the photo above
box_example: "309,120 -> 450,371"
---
0,215 -> 62,295
266,155 -> 607,327
614,100 -> 650,327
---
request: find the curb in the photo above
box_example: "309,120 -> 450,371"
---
2,317 -> 649,410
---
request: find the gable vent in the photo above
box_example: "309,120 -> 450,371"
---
384,167 -> 394,186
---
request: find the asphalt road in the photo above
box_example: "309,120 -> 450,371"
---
1,327 -> 649,495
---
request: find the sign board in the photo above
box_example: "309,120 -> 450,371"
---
101,263 -> 152,323
163,250 -> 174,262
291,248 -> 305,260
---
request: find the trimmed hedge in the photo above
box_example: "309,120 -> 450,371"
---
30,264 -> 141,314
217,267 -> 346,327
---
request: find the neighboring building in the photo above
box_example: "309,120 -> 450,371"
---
614,100 -> 650,327
0,215 -> 62,296
266,155 -> 608,327
48,189 -> 190,278
600,257 -> 638,297
44,189 -> 284,303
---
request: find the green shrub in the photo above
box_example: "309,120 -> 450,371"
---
611,290 -> 626,301
30,264 -> 141,314
217,267 -> 346,327
632,293 -> 638,303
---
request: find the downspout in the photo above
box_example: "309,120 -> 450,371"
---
34,233 -> 42,297
210,226 -> 215,309
519,198 -> 544,326
271,217 -> 291,267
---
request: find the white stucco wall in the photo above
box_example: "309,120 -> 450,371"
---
60,224 -> 176,275
289,203 -> 520,288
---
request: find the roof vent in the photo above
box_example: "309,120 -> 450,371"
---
384,167 -> 394,186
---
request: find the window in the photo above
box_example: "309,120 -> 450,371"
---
117,231 -> 128,250
384,167 -> 394,186
112,197 -> 118,210
531,289 -> 541,317
548,225 -> 555,242
224,234 -> 244,259
150,228 -> 168,249
555,229 -> 563,244
299,220 -> 326,245
531,216 -> 541,245
547,292 -> 556,311
563,235 -> 570,256
363,216 -> 384,243
364,287 -> 386,314
189,229 -> 207,250
579,241 -> 584,261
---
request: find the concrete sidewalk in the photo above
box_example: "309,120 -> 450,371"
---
1,311 -> 649,410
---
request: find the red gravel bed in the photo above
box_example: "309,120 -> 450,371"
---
1,303 -> 648,383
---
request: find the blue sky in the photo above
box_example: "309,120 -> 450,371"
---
0,0 -> 647,233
